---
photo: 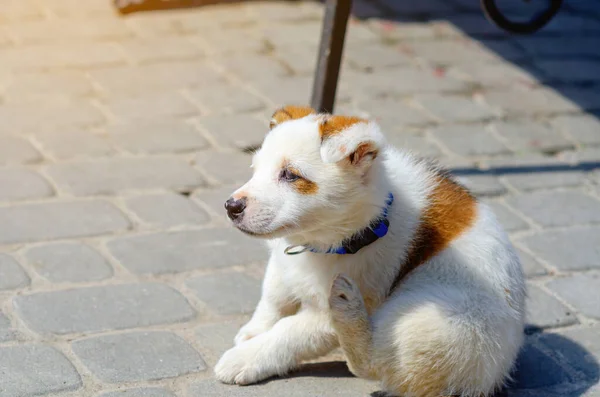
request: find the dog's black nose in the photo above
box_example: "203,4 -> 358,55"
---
225,197 -> 247,220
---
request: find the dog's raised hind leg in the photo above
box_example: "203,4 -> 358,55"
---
329,273 -> 378,380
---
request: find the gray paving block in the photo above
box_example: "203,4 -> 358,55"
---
187,85 -> 265,114
483,200 -> 529,232
455,175 -> 508,197
526,285 -> 577,330
547,274 -> 600,320
551,114 -> 600,147
536,60 -> 600,84
106,120 -> 209,154
197,114 -> 266,151
14,283 -> 195,334
125,193 -> 210,227
102,91 -> 199,122
2,71 -> 93,102
345,42 -> 411,70
189,367 -> 378,397
386,132 -> 442,158
447,61 -> 539,88
195,151 -> 253,186
406,39 -> 521,65
516,248 -> 546,278
0,200 -> 130,245
504,171 -> 586,192
492,121 -> 574,153
0,168 -> 53,202
483,88 -> 580,117
415,95 -> 496,123
0,345 -> 82,396
0,312 -> 16,342
539,327 -> 600,381
186,272 -> 261,315
98,388 -> 176,397
0,254 -> 30,290
430,124 -> 510,157
119,37 -> 204,64
23,242 -> 113,283
72,331 -> 206,383
510,340 -> 572,389
108,228 -> 267,274
46,158 -> 206,196
507,191 -> 600,227
193,186 -> 237,218
195,320 -> 246,362
356,98 -> 434,129
520,228 -> 600,271
217,54 -> 289,81
0,135 -> 42,164
250,75 -> 315,106
34,131 -> 115,159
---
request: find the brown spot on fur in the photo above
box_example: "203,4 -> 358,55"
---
288,166 -> 319,195
319,115 -> 367,140
389,171 -> 477,294
270,105 -> 316,129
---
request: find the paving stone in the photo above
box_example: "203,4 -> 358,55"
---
510,340 -> 572,389
3,71 -> 94,102
507,191 -> 600,227
248,1 -> 323,22
106,121 -> 209,154
560,87 -> 600,112
274,46 -> 319,76
256,23 -> 321,49
455,175 -> 508,197
379,0 -> 453,14
345,42 -> 411,71
197,115 -> 266,150
125,193 -> 210,227
119,37 -> 204,64
0,42 -> 126,72
0,0 -> 44,21
521,228 -> 600,271
186,272 -> 261,315
90,62 -> 226,95
7,18 -> 133,44
23,242 -> 113,283
356,98 -> 435,128
195,151 -> 253,185
536,60 -> 600,84
217,54 -> 289,80
0,101 -> 105,133
99,388 -> 176,397
195,320 -> 246,362
539,326 -> 600,381
483,88 -> 580,116
108,228 -> 267,274
73,331 -> 205,383
46,158 -> 206,196
0,168 -> 53,202
197,28 -> 266,55
406,39 -> 523,65
250,75 -> 314,106
0,345 -> 82,396
187,84 -> 265,114
540,14 -> 600,33
35,131 -> 115,159
492,121 -> 574,153
0,200 -> 130,245
386,132 -> 442,158
415,95 -> 496,123
102,91 -> 199,122
189,368 -> 378,397
431,124 -> 510,157
547,274 -> 600,320
14,283 -> 195,334
483,200 -> 529,232
193,185 -> 237,217
551,114 -> 600,147
0,312 -> 17,342
513,35 -> 600,58
447,61 -> 540,88
517,248 -> 547,278
0,136 -> 42,164
0,254 -> 30,291
526,284 -> 577,330
504,170 -> 586,191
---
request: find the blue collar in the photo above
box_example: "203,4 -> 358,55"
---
284,193 -> 394,255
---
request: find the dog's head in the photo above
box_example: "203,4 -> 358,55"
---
224,105 -> 387,245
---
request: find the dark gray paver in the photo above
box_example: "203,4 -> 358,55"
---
186,272 -> 261,315
14,283 -> 195,334
98,388 -> 176,397
72,331 -> 206,383
0,345 -> 82,396
431,124 -> 510,157
195,320 -> 246,362
484,200 -> 529,232
195,151 -> 253,186
23,242 -> 113,283
125,193 -> 211,227
526,285 -> 577,330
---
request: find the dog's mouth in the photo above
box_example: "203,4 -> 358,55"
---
234,223 -> 293,239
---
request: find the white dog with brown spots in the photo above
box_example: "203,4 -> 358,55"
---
215,106 -> 526,397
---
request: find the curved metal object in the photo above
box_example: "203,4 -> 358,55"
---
481,0 -> 564,34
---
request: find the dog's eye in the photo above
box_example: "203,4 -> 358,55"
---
281,169 -> 300,182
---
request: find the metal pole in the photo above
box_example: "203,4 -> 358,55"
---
310,0 -> 353,113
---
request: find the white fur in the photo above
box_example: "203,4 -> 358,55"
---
215,115 -> 526,396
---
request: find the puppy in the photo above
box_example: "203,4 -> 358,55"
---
215,106 -> 526,397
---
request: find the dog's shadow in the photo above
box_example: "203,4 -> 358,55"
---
264,332 -> 599,397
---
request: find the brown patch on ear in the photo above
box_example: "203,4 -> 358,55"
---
270,105 -> 316,129
288,166 -> 319,195
389,172 -> 477,292
319,115 -> 367,140
349,142 -> 378,165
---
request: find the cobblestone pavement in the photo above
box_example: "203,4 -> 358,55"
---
1,0 -> 600,396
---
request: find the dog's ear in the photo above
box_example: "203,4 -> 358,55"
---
319,115 -> 384,169
269,105 -> 316,129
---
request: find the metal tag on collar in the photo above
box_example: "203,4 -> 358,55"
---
284,245 -> 309,255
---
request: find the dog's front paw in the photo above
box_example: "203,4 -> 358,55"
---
329,274 -> 365,320
234,321 -> 270,346
214,342 -> 273,385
